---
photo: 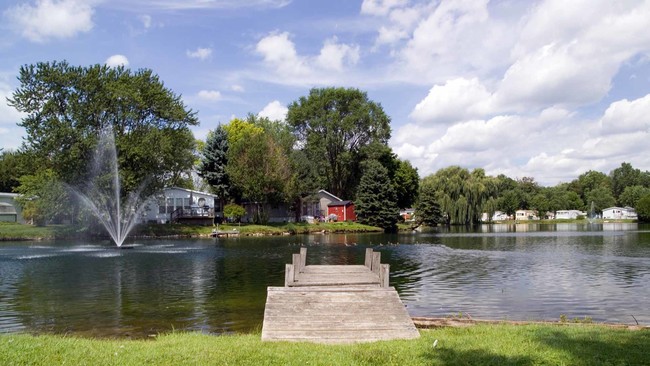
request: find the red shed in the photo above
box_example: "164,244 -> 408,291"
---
327,200 -> 356,221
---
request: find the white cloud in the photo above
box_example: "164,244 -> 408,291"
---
4,0 -> 94,42
105,0 -> 292,11
495,0 -> 650,110
258,100 -> 288,122
105,55 -> 129,68
316,37 -> 360,71
255,31 -> 310,77
139,14 -> 152,28
410,78 -> 493,124
599,95 -> 650,136
361,0 -> 408,16
231,84 -> 245,92
187,47 -> 213,60
197,90 -> 222,101
254,31 -> 361,84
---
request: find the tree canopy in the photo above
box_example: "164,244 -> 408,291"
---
8,61 -> 198,194
286,87 -> 391,199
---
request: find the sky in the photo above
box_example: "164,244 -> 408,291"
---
1,0 -> 650,186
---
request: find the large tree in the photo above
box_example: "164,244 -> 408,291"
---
393,159 -> 419,209
421,166 -> 497,225
224,116 -> 293,222
8,61 -> 198,195
198,125 -> 230,204
355,160 -> 398,232
0,149 -> 25,192
415,179 -> 443,227
286,87 -> 391,199
610,162 -> 646,199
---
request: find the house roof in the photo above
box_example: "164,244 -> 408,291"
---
318,189 -> 343,202
328,200 -> 353,207
165,187 -> 219,198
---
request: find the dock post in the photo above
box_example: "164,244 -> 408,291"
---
364,248 -> 373,268
284,264 -> 295,287
372,252 -> 381,274
292,253 -> 303,273
379,264 -> 390,287
299,247 -> 307,271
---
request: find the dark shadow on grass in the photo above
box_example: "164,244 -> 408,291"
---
534,327 -> 650,365
420,347 -> 534,366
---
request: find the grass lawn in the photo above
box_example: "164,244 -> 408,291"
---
0,221 -> 385,241
1,324 -> 648,365
0,222 -> 80,240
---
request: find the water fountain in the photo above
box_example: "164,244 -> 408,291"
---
587,201 -> 596,224
71,126 -> 148,247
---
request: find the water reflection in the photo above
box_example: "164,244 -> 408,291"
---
0,224 -> 649,338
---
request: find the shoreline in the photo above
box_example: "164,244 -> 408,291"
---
411,316 -> 649,331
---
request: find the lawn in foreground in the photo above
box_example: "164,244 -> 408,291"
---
1,324 -> 648,365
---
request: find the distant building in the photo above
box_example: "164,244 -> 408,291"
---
555,210 -> 586,220
300,189 -> 343,221
141,187 -> 219,225
327,201 -> 356,222
602,207 -> 638,220
515,210 -> 538,220
0,192 -> 24,224
481,211 -> 510,222
400,208 -> 415,222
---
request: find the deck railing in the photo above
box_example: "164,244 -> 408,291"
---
170,207 -> 215,223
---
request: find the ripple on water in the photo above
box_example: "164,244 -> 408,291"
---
86,252 -> 122,258
16,254 -> 57,260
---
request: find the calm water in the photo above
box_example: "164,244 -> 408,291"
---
1,223 -> 649,338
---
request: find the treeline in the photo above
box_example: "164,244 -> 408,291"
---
2,61 -> 649,230
416,163 -> 650,225
0,62 -> 418,231
196,87 -> 419,231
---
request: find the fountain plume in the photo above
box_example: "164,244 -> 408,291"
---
71,125 -> 148,247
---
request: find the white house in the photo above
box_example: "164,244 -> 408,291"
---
300,189 -> 344,222
515,209 -> 539,220
602,207 -> 638,220
555,210 -> 586,220
0,192 -> 24,224
480,211 -> 510,222
141,187 -> 219,224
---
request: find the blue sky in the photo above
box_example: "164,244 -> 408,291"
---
1,0 -> 650,185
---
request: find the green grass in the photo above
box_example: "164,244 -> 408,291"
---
1,324 -> 648,365
0,222 -> 79,240
0,221 -> 384,241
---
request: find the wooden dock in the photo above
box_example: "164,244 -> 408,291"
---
262,248 -> 419,343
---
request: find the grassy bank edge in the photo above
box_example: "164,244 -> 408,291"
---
0,221 -> 385,241
1,323 -> 648,365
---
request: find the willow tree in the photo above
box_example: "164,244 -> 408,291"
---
420,166 -> 497,225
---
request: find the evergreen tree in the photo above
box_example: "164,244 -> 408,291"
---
415,181 -> 442,227
198,125 -> 230,203
355,160 -> 398,232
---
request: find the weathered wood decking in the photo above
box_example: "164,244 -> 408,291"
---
262,248 -> 419,343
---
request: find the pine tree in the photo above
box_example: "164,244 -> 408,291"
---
355,160 -> 398,232
415,181 -> 443,227
198,125 -> 230,201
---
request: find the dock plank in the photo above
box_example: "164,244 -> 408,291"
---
262,249 -> 419,343
262,286 -> 419,343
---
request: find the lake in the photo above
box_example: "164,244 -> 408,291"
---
1,223 -> 648,338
